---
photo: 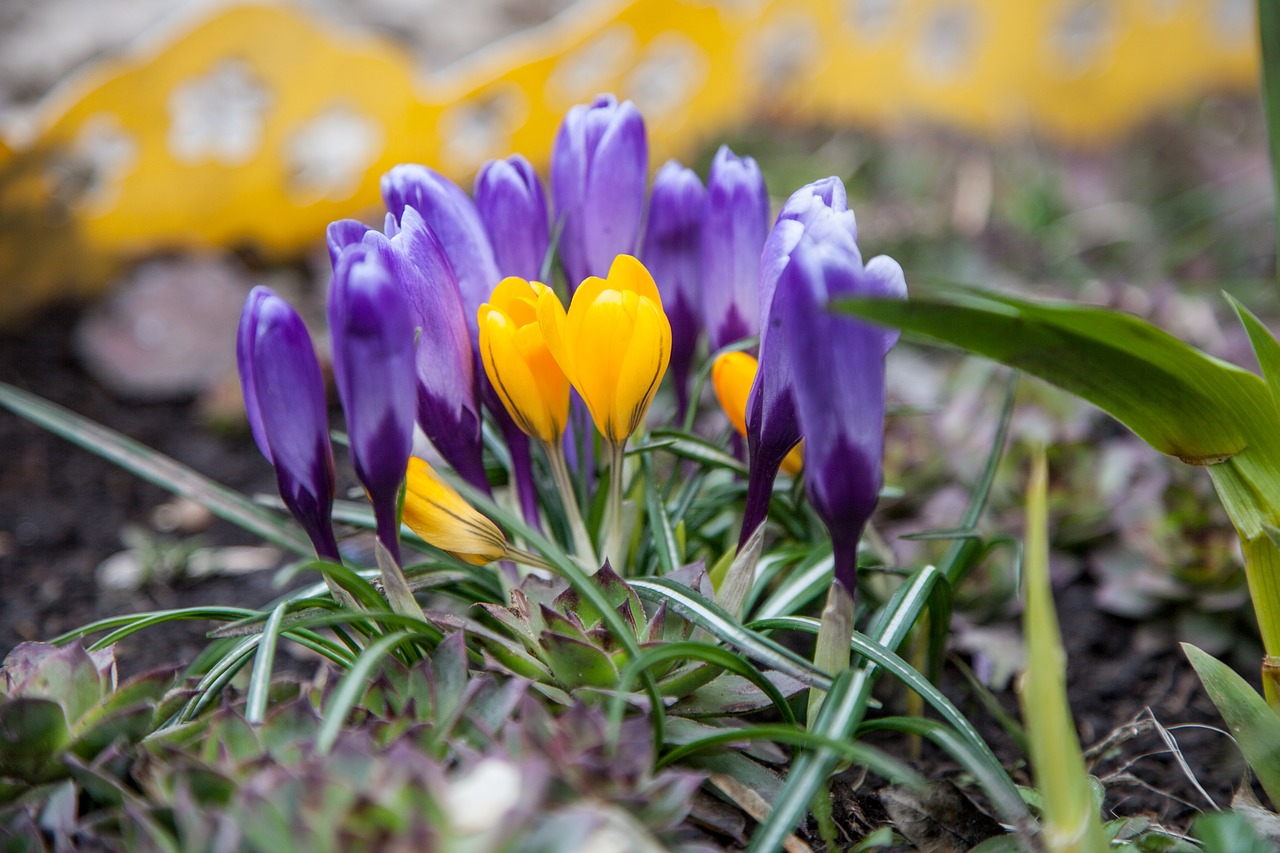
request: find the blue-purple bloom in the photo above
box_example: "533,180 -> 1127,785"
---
641,160 -> 705,419
701,145 -> 769,352
551,94 -> 648,289
774,223 -> 905,593
475,154 -> 550,281
326,212 -> 489,494
381,164 -> 500,333
739,178 -> 862,544
328,243 -> 419,563
381,162 -> 542,526
236,286 -> 340,562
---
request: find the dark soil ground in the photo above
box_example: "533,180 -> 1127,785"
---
0,302 -> 1251,847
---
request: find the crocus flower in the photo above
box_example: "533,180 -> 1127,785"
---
551,94 -> 648,289
641,160 -> 705,419
328,242 -> 418,563
739,177 -> 874,546
402,457 -> 508,566
537,254 -> 671,445
327,212 -> 490,493
775,226 -> 906,593
475,154 -> 550,281
381,164 -> 501,333
382,162 -> 542,526
702,145 -> 769,351
236,286 -> 340,563
479,277 -> 570,445
712,351 -> 802,476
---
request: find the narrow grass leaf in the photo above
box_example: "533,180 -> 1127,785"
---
747,669 -> 871,852
1182,642 -> 1280,808
316,630 -> 416,754
1021,449 -> 1109,852
630,577 -> 831,689
750,613 -> 1016,806
642,455 -> 681,575
644,429 -> 749,475
244,602 -> 288,725
658,724 -> 925,788
753,549 -> 834,622
0,382 -> 312,556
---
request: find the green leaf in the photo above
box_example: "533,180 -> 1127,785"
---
1021,449 -> 1109,852
1183,642 -> 1280,808
244,602 -> 288,726
642,430 -> 749,475
641,454 -> 681,576
630,577 -> 831,689
1258,0 -> 1280,271
837,288 -> 1265,465
1191,810 -> 1275,853
746,669 -> 873,852
0,698 -> 71,782
0,382 -> 313,556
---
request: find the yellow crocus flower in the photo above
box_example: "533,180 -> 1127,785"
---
402,457 -> 508,566
479,277 -> 571,445
712,351 -> 803,476
536,254 -> 671,444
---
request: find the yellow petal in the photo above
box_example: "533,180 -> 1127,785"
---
613,294 -> 670,440
535,285 -> 573,383
571,288 -> 635,441
514,321 -> 570,439
402,457 -> 507,565
712,351 -> 757,440
487,276 -> 541,326
607,253 -> 662,306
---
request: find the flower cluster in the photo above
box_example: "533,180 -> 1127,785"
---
237,92 -> 904,601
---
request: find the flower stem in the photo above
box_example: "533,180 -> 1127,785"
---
546,441 -> 597,567
602,440 -> 628,572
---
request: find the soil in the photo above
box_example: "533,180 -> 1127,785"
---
0,302 -> 1257,846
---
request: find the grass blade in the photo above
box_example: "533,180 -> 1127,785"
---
244,602 -> 288,725
630,577 -> 831,689
316,630 -> 416,754
0,382 -> 312,556
1259,0 -> 1280,272
1021,449 -> 1108,851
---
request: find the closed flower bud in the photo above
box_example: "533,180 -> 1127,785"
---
236,286 -> 340,562
712,351 -> 802,476
480,277 -> 570,445
641,160 -> 705,419
537,254 -> 671,445
776,229 -> 905,593
402,457 -> 508,566
702,145 -> 769,351
475,154 -> 550,281
328,243 -> 418,561
551,94 -> 648,289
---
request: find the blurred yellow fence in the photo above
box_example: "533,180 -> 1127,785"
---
0,0 -> 1257,327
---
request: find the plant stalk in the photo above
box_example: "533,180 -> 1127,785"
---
546,440 -> 598,566
603,439 -> 628,572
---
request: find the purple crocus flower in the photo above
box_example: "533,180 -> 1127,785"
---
236,286 -> 340,563
641,160 -> 705,420
327,213 -> 489,494
381,164 -> 501,333
551,94 -> 648,289
380,163 -> 541,525
475,154 -> 550,281
774,225 -> 905,594
702,145 -> 769,352
739,178 -> 864,545
328,243 -> 418,564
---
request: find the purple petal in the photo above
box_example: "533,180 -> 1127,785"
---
236,286 -> 274,463
381,164 -> 500,333
475,154 -> 550,281
328,243 -> 418,555
702,145 -> 769,351
551,94 -> 648,289
243,288 -> 339,560
326,219 -> 373,267
641,160 -> 705,417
